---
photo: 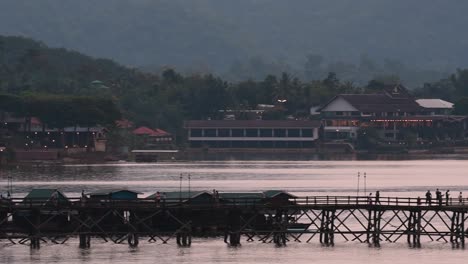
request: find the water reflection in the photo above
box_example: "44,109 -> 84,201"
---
0,159 -> 468,264
1,160 -> 467,198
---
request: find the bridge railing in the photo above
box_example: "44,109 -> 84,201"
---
0,195 -> 466,210
291,195 -> 466,207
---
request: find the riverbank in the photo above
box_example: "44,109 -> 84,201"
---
4,146 -> 468,166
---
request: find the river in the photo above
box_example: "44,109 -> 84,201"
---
0,159 -> 467,263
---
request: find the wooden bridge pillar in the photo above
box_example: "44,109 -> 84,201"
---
79,234 -> 91,249
30,210 -> 40,249
127,211 -> 139,247
450,211 -> 466,248
79,212 -> 91,249
406,210 -> 421,247
462,212 -> 466,248
366,210 -> 382,247
224,210 -> 241,246
319,210 -> 335,246
128,233 -> 139,247
176,222 -> 192,247
272,210 -> 288,246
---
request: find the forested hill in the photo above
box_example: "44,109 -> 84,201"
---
2,35 -> 468,140
0,1 -> 466,84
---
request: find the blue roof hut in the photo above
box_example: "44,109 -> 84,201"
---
88,189 -> 141,200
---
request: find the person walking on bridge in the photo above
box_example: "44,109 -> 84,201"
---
436,189 -> 442,206
445,190 -> 450,206
425,190 -> 432,205
375,191 -> 381,205
368,193 -> 373,205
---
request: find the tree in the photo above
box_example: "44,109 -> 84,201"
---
365,80 -> 385,93
453,97 -> 468,115
322,72 -> 340,91
451,69 -> 468,97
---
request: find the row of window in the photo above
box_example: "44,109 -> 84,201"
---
190,141 -> 315,148
190,128 -> 314,138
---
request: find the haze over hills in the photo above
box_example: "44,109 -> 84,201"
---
0,1 -> 467,85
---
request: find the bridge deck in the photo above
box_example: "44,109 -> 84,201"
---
0,195 -> 467,249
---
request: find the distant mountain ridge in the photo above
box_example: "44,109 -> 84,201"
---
0,1 -> 466,81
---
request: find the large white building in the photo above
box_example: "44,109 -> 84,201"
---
184,120 -> 321,148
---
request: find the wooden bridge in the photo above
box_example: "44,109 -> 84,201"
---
0,195 -> 467,249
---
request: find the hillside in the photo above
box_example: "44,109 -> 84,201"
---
2,35 -> 468,143
0,1 -> 466,85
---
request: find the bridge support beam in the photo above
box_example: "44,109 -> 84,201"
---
367,210 -> 383,247
407,210 -> 421,247
79,234 -> 91,248
450,211 -> 465,248
78,212 -> 91,249
319,210 -> 335,246
30,210 -> 41,249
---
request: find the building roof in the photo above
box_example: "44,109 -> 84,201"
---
263,190 -> 297,198
416,99 -> 454,109
184,120 -> 321,129
146,191 -> 210,200
24,189 -> 68,200
30,117 -> 42,126
132,126 -> 171,137
370,115 -> 467,122
88,189 -> 142,196
218,192 -> 265,205
132,126 -> 156,135
343,94 -> 422,112
151,128 -> 171,137
382,84 -> 413,99
319,94 -> 423,113
218,192 -> 265,199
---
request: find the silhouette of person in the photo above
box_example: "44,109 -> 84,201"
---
445,190 -> 450,206
436,189 -> 442,206
425,190 -> 432,205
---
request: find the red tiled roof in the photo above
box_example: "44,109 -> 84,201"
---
132,126 -> 156,135
151,128 -> 171,137
132,126 -> 172,137
30,117 -> 42,126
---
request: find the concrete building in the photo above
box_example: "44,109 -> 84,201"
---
184,120 -> 321,149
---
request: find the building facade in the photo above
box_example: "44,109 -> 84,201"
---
318,84 -> 467,141
184,120 -> 321,148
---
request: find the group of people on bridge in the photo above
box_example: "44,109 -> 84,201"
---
425,189 -> 463,206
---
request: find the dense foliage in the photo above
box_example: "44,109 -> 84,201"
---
0,93 -> 120,128
1,35 -> 467,143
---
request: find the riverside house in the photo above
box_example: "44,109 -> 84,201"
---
318,84 -> 467,141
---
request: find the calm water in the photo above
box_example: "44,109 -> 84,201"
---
1,160 -> 468,263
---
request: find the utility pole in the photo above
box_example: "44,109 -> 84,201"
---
357,172 -> 360,196
188,173 -> 191,195
179,173 -> 183,202
364,172 -> 367,195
